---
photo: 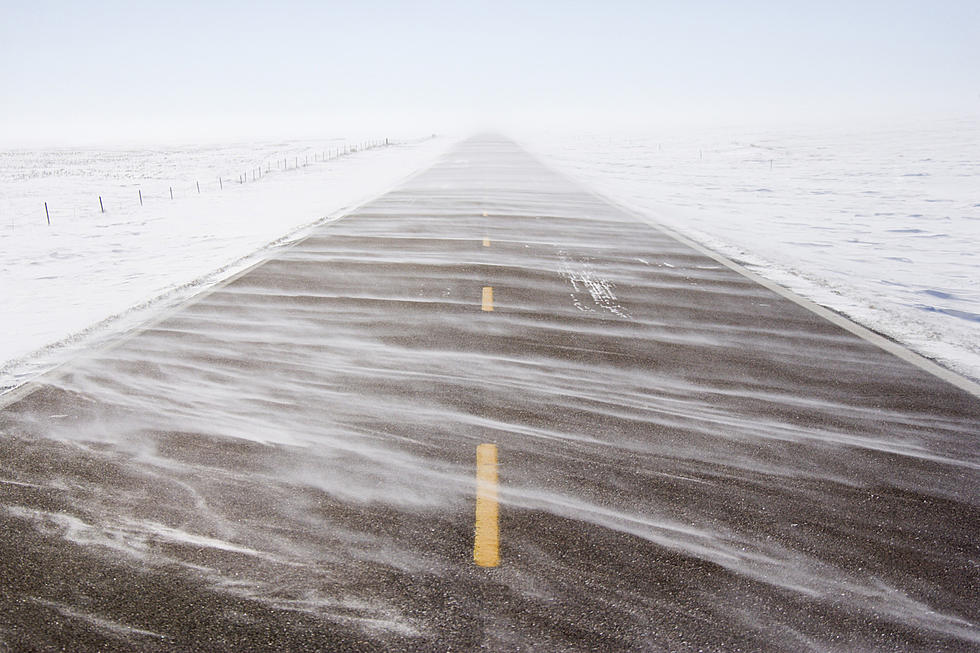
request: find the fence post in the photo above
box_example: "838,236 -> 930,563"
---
139,190 -> 143,206
99,196 -> 104,213
197,181 -> 200,193
45,202 -> 50,225
219,177 -> 223,190
170,187 -> 174,200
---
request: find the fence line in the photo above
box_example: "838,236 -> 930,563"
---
23,137 -> 409,227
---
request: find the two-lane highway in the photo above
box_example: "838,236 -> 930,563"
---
1,135 -> 979,651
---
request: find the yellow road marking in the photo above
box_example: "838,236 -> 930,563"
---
482,286 -> 494,312
474,443 -> 500,567
483,237 -> 491,247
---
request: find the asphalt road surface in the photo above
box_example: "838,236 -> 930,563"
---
1,136 -> 979,652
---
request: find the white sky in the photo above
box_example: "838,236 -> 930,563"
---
2,0 -> 978,145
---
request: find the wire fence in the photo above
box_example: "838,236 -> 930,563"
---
1,136 -> 421,229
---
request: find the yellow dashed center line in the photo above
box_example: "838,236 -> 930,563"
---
475,210 -> 498,566
474,443 -> 500,567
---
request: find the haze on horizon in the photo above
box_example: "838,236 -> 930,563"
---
2,0 -> 978,146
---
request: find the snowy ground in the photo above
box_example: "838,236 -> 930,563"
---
3,120 -> 978,393
0,135 -> 457,391
517,117 -> 980,384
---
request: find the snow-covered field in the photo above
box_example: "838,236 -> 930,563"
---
519,117 -> 980,384
2,119 -> 979,393
0,135 -> 457,391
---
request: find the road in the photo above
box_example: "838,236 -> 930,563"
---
1,135 -> 979,651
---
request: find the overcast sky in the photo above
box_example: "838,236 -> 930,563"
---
2,0 -> 978,144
